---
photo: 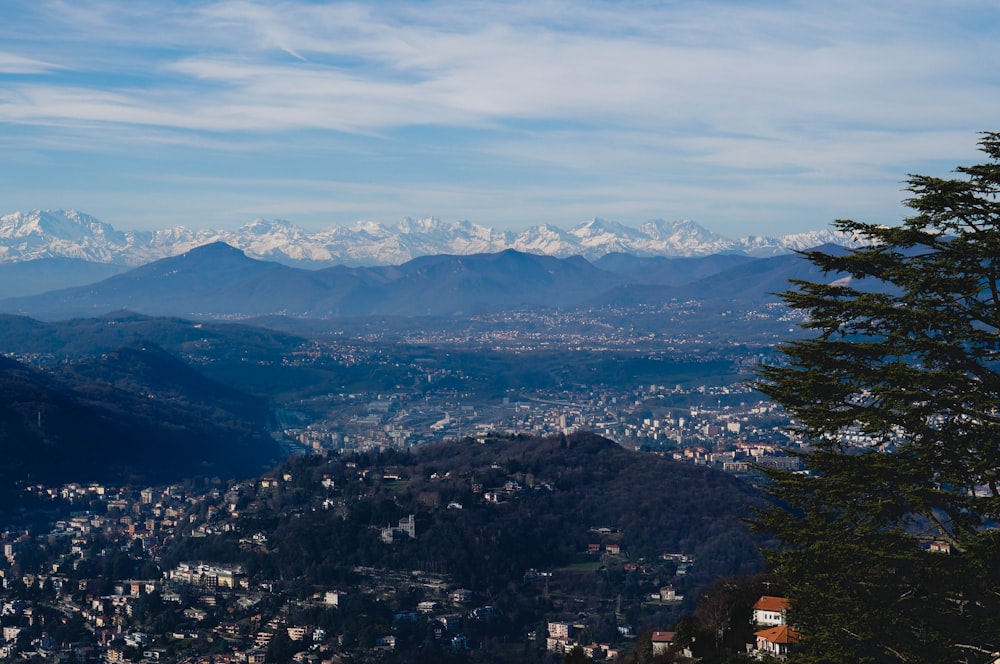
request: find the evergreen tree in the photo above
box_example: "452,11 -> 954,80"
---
754,133 -> 1000,663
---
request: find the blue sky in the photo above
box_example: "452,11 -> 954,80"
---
1,1 -> 999,236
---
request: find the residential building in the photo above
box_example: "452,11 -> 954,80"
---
652,631 -> 675,656
752,595 -> 790,627
751,624 -> 800,660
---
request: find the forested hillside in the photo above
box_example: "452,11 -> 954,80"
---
159,432 -> 763,658
0,346 -> 281,501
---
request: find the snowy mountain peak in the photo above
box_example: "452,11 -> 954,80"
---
573,217 -> 619,232
396,216 -> 443,234
1,209 -> 108,240
0,209 -> 132,262
239,218 -> 297,234
639,218 -> 721,242
0,209 -> 867,267
570,217 -> 643,239
351,220 -> 392,237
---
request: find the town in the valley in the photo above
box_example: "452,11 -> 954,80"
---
0,303 -> 821,663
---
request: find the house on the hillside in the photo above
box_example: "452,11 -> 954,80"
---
750,624 -> 800,659
651,631 -> 674,656
546,622 -> 577,653
752,595 -> 790,626
324,590 -> 347,606
583,643 -> 619,659
380,514 -> 416,543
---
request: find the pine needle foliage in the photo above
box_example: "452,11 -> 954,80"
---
753,133 -> 1000,664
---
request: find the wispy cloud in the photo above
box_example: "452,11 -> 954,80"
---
0,0 -> 998,233
0,52 -> 61,74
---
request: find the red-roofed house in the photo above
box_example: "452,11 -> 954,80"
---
752,624 -> 800,659
651,631 -> 675,656
752,595 -> 790,627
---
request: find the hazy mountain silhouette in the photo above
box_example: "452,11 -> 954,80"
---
0,242 -> 858,320
0,345 -> 281,491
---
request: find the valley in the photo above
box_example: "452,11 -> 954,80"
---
0,234 -> 821,662
0,295 -> 798,662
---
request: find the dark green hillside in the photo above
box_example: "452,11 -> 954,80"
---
52,343 -> 270,433
395,433 -> 763,585
163,432 -> 762,650
0,311 -> 303,359
0,312 -> 312,398
0,347 -> 281,496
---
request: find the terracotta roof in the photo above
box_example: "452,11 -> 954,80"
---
651,631 -> 675,643
752,595 -> 790,612
755,625 -> 800,644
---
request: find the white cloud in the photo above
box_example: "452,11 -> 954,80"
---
0,0 -> 998,234
0,52 -> 60,74
16,0 -> 992,135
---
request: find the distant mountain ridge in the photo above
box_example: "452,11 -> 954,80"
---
0,242 -> 853,322
0,244 -> 630,319
0,209 -> 865,268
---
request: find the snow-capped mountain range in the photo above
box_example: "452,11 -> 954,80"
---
0,209 -> 862,267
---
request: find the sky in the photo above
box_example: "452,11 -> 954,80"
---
1,1 -> 999,237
